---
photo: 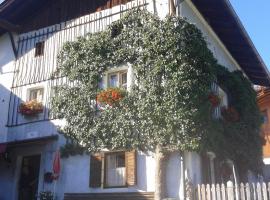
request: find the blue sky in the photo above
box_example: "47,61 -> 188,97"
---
229,0 -> 270,70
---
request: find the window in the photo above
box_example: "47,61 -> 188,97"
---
89,151 -> 136,188
29,88 -> 44,102
35,41 -> 45,57
105,152 -> 126,187
218,87 -> 228,108
108,70 -> 128,89
262,110 -> 268,124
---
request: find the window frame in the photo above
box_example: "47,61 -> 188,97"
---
262,110 -> 268,124
28,87 -> 44,102
34,41 -> 45,57
103,151 -> 127,188
107,69 -> 128,89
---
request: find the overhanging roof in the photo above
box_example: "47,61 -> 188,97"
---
191,0 -> 270,86
0,135 -> 58,148
0,0 -> 48,33
0,0 -> 270,86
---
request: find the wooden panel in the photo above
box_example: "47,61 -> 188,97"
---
125,150 -> 137,186
64,192 -> 155,200
89,154 -> 102,188
20,0 -> 132,33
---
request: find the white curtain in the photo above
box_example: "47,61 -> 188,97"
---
106,155 -> 126,186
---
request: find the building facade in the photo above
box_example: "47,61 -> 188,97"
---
0,0 -> 269,200
257,87 -> 270,181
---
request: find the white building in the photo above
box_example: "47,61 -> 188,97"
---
0,0 -> 269,200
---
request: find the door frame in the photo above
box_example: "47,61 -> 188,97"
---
12,152 -> 43,200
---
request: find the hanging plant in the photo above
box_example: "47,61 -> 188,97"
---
44,172 -> 54,183
96,88 -> 126,107
221,106 -> 239,122
39,191 -> 54,200
208,92 -> 221,107
60,143 -> 86,158
19,99 -> 43,116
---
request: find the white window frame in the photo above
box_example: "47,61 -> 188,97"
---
27,87 -> 44,102
107,70 -> 128,89
104,151 -> 126,188
101,65 -> 132,90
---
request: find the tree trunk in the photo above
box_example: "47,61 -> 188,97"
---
155,145 -> 167,200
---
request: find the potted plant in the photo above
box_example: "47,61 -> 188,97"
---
208,92 -> 221,107
39,191 -> 54,200
19,99 -> 43,116
44,172 -> 54,183
96,87 -> 126,108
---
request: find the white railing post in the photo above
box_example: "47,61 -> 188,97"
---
227,181 -> 234,200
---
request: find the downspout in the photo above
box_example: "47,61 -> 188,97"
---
152,0 -> 157,14
169,0 -> 176,16
177,1 -> 185,197
179,151 -> 185,200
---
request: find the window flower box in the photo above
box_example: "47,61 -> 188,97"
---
208,92 -> 221,107
19,99 -> 44,116
96,88 -> 126,108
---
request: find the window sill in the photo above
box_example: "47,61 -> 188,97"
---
103,185 -> 128,189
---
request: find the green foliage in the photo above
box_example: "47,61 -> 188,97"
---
39,191 -> 54,200
51,9 -> 263,172
60,143 -> 86,158
216,66 -> 263,173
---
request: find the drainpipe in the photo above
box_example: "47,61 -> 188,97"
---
176,0 -> 185,17
179,151 -> 185,200
232,164 -> 239,200
227,159 -> 239,200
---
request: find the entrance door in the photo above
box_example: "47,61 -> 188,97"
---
18,155 -> 41,200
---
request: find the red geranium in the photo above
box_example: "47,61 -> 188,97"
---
19,100 -> 43,116
97,88 -> 125,107
208,92 -> 221,107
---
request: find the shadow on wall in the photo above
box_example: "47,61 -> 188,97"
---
0,33 -> 16,70
0,79 -> 61,200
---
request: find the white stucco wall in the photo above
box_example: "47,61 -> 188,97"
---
53,151 -> 198,200
55,151 -> 156,200
0,33 -> 16,143
0,140 -> 58,200
0,0 -> 251,199
180,0 -> 241,72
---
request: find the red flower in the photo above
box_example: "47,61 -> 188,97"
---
97,88 -> 125,107
208,93 -> 220,107
19,100 -> 43,116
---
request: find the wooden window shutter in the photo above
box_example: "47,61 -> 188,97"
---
125,150 -> 137,186
89,154 -> 102,188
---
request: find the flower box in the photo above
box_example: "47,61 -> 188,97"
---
96,88 -> 125,107
208,93 -> 221,107
19,100 -> 43,116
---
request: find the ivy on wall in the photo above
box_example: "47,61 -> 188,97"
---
210,66 -> 262,174
51,9 -> 263,173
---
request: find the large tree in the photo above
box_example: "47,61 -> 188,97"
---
52,9 -> 263,199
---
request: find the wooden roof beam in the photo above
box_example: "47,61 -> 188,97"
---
0,18 -> 20,32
